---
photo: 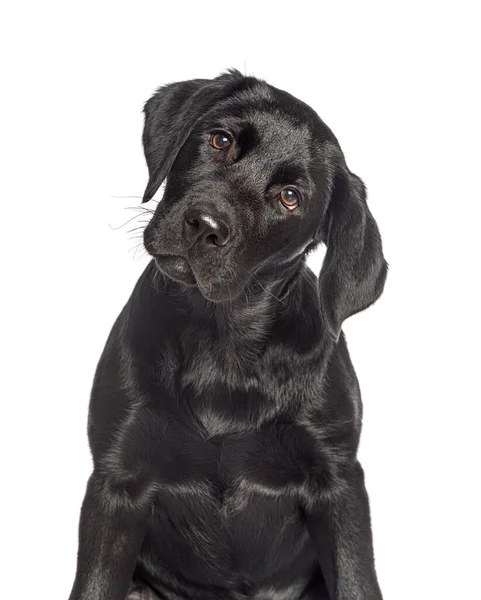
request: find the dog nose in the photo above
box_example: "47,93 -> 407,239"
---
182,209 -> 230,248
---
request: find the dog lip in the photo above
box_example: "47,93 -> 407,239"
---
154,254 -> 190,272
154,254 -> 197,285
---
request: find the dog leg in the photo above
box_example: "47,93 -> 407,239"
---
69,472 -> 151,600
305,462 -> 382,600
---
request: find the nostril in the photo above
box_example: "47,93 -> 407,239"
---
206,233 -> 220,246
183,210 -> 230,247
214,227 -> 229,246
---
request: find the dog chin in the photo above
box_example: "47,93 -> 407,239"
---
154,256 -> 197,286
154,256 -> 246,302
194,280 -> 242,303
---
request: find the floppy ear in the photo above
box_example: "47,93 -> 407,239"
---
142,78 -> 207,202
319,168 -> 388,341
142,70 -> 244,202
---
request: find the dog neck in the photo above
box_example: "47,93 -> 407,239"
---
161,257 -> 306,372
212,279 -> 283,369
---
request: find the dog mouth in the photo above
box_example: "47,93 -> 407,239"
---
154,255 -> 197,286
153,253 -> 251,302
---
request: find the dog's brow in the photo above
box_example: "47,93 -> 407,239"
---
268,162 -> 308,187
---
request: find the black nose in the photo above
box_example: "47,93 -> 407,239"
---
182,208 -> 230,248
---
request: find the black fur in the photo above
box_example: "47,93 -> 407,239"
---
69,69 -> 387,600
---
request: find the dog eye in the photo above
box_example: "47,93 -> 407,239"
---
280,188 -> 300,210
210,132 -> 233,150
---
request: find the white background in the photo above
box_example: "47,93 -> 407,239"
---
1,2 -> 480,599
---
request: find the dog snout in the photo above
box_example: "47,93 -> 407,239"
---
182,208 -> 230,248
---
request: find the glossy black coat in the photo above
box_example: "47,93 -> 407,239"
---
69,70 -> 387,600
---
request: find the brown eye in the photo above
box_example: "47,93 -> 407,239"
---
210,132 -> 233,150
280,188 -> 300,210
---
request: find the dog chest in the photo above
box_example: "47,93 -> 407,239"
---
138,423 -> 321,587
150,418 -> 329,505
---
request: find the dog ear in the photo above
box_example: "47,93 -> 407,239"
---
141,70 -> 244,203
319,167 -> 388,342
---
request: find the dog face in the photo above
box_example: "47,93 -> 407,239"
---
143,70 -> 387,339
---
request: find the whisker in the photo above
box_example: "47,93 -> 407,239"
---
124,206 -> 155,214
109,195 -> 159,205
128,241 -> 147,254
133,233 -> 145,259
237,264 -> 285,305
126,225 -> 148,234
109,210 -> 152,230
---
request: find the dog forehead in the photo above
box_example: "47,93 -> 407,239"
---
204,81 -> 317,145
210,105 -> 313,151
248,111 -> 312,157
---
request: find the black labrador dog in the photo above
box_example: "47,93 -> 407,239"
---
69,69 -> 387,600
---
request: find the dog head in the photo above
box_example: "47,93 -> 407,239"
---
143,70 -> 387,339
